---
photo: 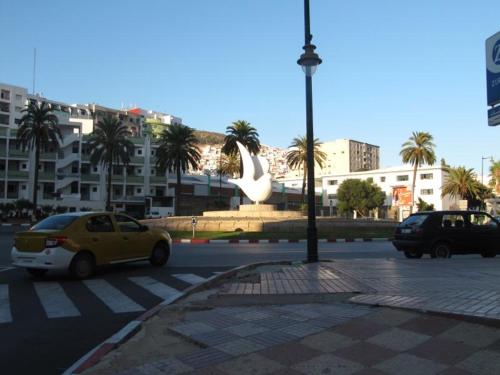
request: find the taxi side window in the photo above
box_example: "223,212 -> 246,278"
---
86,215 -> 114,232
115,215 -> 142,232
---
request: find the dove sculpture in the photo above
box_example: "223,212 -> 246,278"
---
228,141 -> 272,204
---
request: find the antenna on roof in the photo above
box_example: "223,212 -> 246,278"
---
32,47 -> 37,95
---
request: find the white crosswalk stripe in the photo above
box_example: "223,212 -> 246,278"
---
0,285 -> 12,323
172,273 -> 207,285
129,276 -> 182,300
34,282 -> 81,318
83,279 -> 145,314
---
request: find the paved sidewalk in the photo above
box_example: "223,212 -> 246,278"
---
81,259 -> 500,375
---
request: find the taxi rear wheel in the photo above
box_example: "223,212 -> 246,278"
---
150,242 -> 170,266
26,268 -> 48,278
70,252 -> 95,280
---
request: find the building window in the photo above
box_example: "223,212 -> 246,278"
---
420,189 -> 433,195
92,187 -> 97,193
328,180 -> 338,186
151,150 -> 156,156
380,177 -> 386,182
420,173 -> 433,180
136,188 -> 142,194
21,185 -> 26,190
327,194 -> 337,199
92,167 -> 98,173
137,168 -> 142,174
137,149 -> 143,155
397,175 -> 409,181
21,163 -> 27,170
15,94 -> 22,101
150,169 -> 155,176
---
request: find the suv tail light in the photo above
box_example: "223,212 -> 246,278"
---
45,236 -> 67,248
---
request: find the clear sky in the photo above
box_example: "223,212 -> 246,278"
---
1,0 -> 498,175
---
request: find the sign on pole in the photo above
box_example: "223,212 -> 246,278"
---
486,31 -> 500,126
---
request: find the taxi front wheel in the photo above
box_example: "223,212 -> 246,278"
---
150,242 -> 170,266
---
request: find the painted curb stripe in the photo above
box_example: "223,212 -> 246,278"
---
72,343 -> 115,374
172,274 -> 207,285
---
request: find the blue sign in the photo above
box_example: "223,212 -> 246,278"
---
488,106 -> 500,127
486,31 -> 500,107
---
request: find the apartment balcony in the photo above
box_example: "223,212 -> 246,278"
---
7,170 -> 29,180
8,149 -> 28,158
0,114 -> 9,126
0,146 -> 6,157
0,91 -> 10,102
0,127 -> 7,137
55,174 -> 79,190
126,175 -> 144,184
38,172 -> 56,181
111,175 -> 124,182
130,138 -> 145,145
81,174 -> 99,182
129,156 -> 144,164
40,152 -> 56,161
0,170 -> 5,179
150,176 -> 167,184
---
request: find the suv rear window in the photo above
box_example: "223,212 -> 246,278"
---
401,214 -> 429,227
32,215 -> 78,230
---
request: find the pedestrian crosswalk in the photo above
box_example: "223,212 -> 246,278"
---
0,272 -> 213,324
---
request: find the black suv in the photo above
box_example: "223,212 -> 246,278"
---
393,211 -> 500,259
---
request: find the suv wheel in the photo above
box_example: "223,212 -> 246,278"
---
70,252 -> 95,279
481,250 -> 496,258
432,243 -> 451,259
404,250 -> 423,259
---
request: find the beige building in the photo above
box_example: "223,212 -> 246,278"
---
285,139 -> 380,178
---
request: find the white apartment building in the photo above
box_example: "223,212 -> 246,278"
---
285,139 -> 380,179
321,165 -> 458,221
0,83 -> 181,216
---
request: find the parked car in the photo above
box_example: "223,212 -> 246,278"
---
393,211 -> 500,259
11,212 -> 172,279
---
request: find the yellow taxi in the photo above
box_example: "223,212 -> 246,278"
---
11,212 -> 172,279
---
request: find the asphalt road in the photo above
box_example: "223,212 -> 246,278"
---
0,232 -> 401,374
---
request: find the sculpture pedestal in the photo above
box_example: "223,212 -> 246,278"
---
202,204 -> 303,218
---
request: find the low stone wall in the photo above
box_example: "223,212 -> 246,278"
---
141,216 -> 397,233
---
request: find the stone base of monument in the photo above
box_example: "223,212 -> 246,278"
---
202,204 -> 303,218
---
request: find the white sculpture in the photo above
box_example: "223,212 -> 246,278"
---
228,141 -> 272,204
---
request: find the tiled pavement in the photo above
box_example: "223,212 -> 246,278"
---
88,258 -> 500,374
118,305 -> 500,374
222,259 -> 500,321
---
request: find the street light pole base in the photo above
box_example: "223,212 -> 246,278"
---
307,226 -> 318,263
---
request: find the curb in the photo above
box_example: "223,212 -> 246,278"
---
172,237 -> 390,244
63,260 -> 291,374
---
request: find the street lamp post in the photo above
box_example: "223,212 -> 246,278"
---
297,0 -> 322,263
482,156 -> 493,185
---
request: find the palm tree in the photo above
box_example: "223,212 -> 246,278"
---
219,152 -> 240,178
17,101 -> 62,220
489,160 -> 500,195
156,124 -> 201,215
400,131 -> 436,213
286,135 -> 327,202
221,120 -> 260,204
88,116 -> 135,211
441,166 -> 482,207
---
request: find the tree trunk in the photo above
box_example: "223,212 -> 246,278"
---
410,163 -> 418,214
106,155 -> 113,211
32,139 -> 40,222
175,163 -> 181,216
